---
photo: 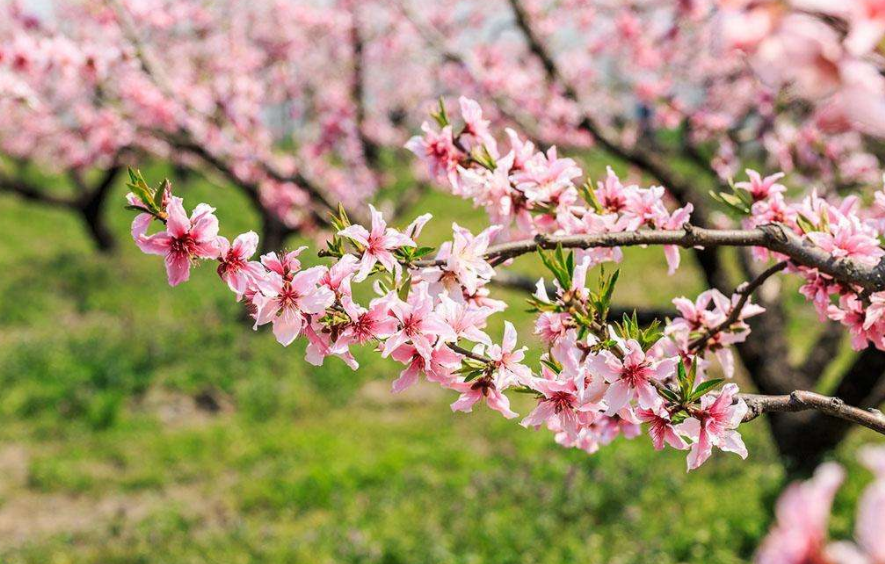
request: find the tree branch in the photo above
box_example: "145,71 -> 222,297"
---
740,391 -> 885,435
0,170 -> 77,208
413,225 -> 885,292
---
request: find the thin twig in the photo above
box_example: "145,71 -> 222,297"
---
688,261 -> 788,351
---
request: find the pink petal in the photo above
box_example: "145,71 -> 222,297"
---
164,251 -> 191,286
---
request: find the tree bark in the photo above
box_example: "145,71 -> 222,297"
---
259,212 -> 295,255
76,165 -> 122,253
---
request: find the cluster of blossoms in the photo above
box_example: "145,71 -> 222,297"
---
129,98 -> 885,472
729,170 -> 885,350
407,97 -> 695,274
411,99 -> 885,354
755,445 -> 885,564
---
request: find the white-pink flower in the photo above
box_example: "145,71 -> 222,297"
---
676,383 -> 748,471
486,321 -> 532,384
636,406 -> 687,451
253,266 -> 335,346
217,231 -> 264,296
735,169 -> 786,202
405,122 -> 462,182
588,338 -> 676,414
338,205 -> 416,282
755,462 -> 845,564
382,283 -> 457,362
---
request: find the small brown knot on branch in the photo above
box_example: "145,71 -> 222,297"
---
760,223 -> 789,245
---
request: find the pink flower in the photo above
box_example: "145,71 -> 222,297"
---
864,291 -> 885,332
521,367 -> 594,440
338,205 -> 415,282
636,406 -> 687,451
261,247 -> 307,278
253,266 -> 335,346
755,462 -> 845,564
427,224 -> 501,295
829,294 -> 885,351
319,254 -> 359,298
806,214 -> 884,268
435,294 -> 494,346
303,318 -> 358,370
486,321 -> 532,384
594,166 -> 631,213
338,294 -> 398,347
448,372 -> 518,419
829,478 -> 885,564
217,231 -> 264,296
676,383 -> 748,471
135,197 -> 221,286
382,283 -> 457,362
535,312 -> 571,344
391,343 -> 461,393
405,122 -> 462,182
658,203 -> 693,274
798,0 -> 885,55
459,96 -> 497,156
588,339 -> 676,414
511,146 -> 581,207
735,169 -> 786,202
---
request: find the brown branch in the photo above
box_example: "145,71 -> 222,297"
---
740,391 -> 885,435
688,261 -> 788,351
0,170 -> 77,208
412,225 -> 885,291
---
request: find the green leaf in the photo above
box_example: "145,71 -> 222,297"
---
657,386 -> 680,403
153,179 -> 170,209
600,269 -> 619,311
676,359 -> 689,398
413,246 -> 436,258
540,358 -> 562,374
579,179 -> 604,213
690,378 -> 724,401
795,213 -> 818,234
462,370 -> 483,382
432,96 -> 450,128
126,167 -> 154,210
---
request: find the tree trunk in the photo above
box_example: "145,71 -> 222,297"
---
259,212 -> 294,255
77,166 -> 122,253
78,206 -> 117,252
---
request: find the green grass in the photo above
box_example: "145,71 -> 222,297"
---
0,158 -> 880,563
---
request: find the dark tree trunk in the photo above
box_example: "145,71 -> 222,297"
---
78,206 -> 117,252
76,166 -> 122,253
259,212 -> 294,255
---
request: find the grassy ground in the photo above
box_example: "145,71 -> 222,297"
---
0,159 -> 880,563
